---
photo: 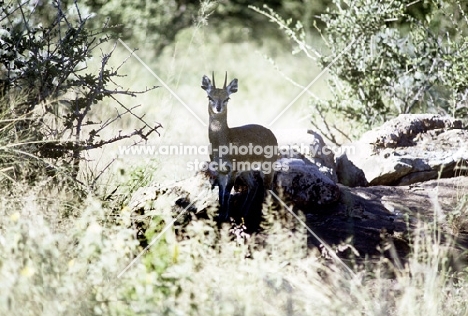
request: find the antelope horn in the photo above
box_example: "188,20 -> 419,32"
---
212,71 -> 216,88
223,72 -> 227,88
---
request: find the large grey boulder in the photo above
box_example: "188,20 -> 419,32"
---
309,176 -> 468,265
128,170 -> 468,267
275,128 -> 337,182
129,157 -> 341,221
360,114 -> 462,148
274,158 -> 340,208
337,114 -> 468,185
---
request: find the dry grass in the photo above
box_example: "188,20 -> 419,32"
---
1,10 -> 467,316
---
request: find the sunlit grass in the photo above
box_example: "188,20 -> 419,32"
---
86,24 -> 329,183
1,180 -> 467,315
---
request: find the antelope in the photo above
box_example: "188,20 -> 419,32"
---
201,72 -> 278,223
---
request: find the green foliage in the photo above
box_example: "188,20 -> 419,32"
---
321,0 -> 468,139
254,0 -> 468,142
82,0 -> 331,54
0,1 -> 160,182
316,0 -> 468,133
0,189 -> 139,314
84,0 -> 199,54
1,2 -> 97,107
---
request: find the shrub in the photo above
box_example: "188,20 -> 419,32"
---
0,1 -> 161,182
83,0 -> 333,54
253,0 -> 468,143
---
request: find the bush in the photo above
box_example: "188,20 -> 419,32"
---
0,1 -> 161,182
83,0 -> 199,54
253,0 -> 468,143
83,0 -> 332,54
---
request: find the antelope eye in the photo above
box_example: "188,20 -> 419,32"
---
207,96 -> 214,102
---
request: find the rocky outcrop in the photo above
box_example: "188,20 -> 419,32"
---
309,176 -> 468,266
128,158 -> 341,234
128,170 -> 217,215
276,128 -> 337,182
127,170 -> 218,243
360,114 -> 462,148
336,114 -> 468,186
128,171 -> 468,266
274,158 -> 340,208
128,115 -> 468,266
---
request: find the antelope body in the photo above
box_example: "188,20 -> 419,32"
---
201,73 -> 278,222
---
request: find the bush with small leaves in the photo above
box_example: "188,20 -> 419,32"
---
253,0 -> 468,143
0,1 -> 161,183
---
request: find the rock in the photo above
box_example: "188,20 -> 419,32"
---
339,114 -> 468,185
274,158 -> 340,208
128,170 -> 217,213
309,176 -> 468,266
128,169 -> 218,241
275,128 -> 337,182
360,114 -> 462,149
335,153 -> 368,187
129,156 -> 341,231
128,168 -> 468,268
127,150 -> 468,268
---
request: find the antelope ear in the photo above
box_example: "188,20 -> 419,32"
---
226,78 -> 238,95
201,75 -> 212,93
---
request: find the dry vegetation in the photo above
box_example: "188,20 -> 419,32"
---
1,1 -> 468,315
